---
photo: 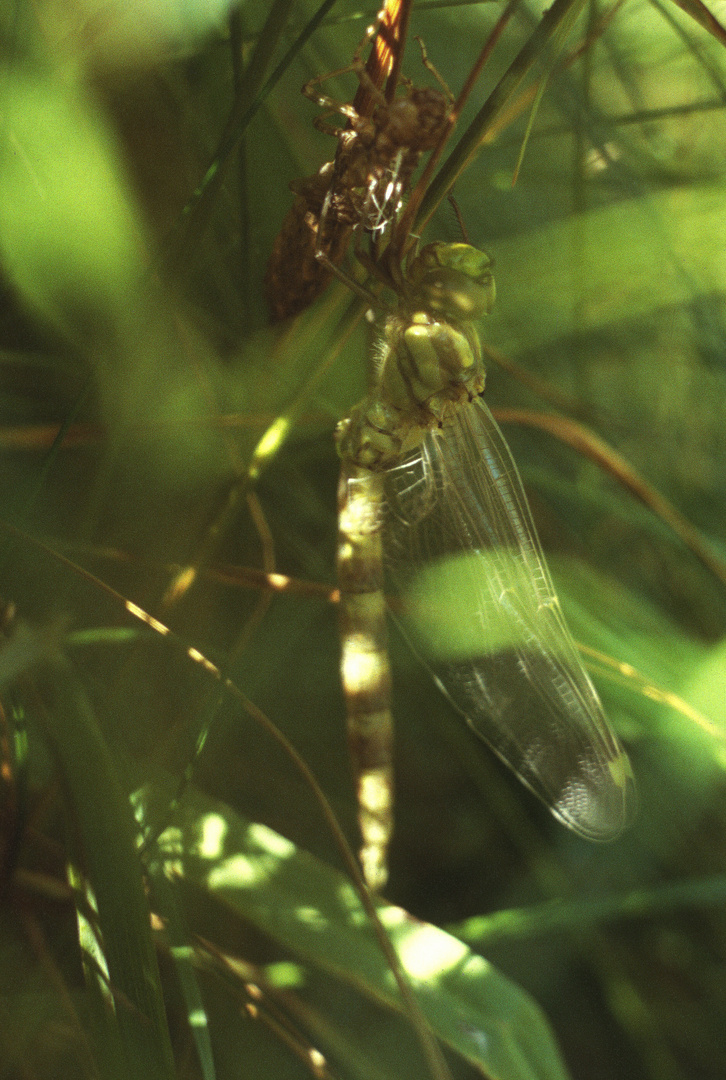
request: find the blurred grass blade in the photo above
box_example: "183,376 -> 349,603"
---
161,789 -> 573,1080
449,874 -> 726,947
512,0 -> 587,186
580,643 -> 723,743
171,0 -> 297,272
42,659 -> 175,1080
511,74 -> 548,187
0,619 -> 66,688
494,409 -> 726,590
169,0 -> 340,246
667,0 -> 726,47
150,864 -> 217,1080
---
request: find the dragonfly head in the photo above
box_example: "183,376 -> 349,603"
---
407,242 -> 495,321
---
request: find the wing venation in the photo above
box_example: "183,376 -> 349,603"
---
383,397 -> 635,839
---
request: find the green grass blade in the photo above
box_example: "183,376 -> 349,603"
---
150,864 -> 217,1080
42,659 -> 176,1080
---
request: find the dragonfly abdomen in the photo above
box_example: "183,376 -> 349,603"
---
337,465 -> 394,890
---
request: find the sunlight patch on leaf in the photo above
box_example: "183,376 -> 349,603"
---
393,917 -> 471,984
246,822 -> 298,859
294,907 -> 329,932
264,962 -> 306,989
67,864 -> 113,1008
158,825 -> 184,851
207,853 -> 276,891
195,813 -> 228,861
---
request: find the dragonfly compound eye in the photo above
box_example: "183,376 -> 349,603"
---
416,266 -> 495,320
409,242 -> 495,320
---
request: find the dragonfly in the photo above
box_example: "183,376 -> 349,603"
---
336,241 -> 636,890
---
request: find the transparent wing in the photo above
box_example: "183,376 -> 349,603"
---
383,397 -> 635,839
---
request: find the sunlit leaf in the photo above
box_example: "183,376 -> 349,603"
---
0,72 -> 146,340
160,789 -> 573,1080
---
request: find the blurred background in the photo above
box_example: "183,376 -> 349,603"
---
1,1 -> 726,1078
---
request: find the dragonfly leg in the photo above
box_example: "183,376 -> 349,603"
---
302,13 -> 387,116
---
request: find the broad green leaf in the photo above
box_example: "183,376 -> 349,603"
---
18,0 -> 241,70
0,72 -> 146,342
159,789 -> 573,1080
489,182 -> 726,358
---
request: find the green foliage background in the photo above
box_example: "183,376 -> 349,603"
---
1,1 -> 726,1079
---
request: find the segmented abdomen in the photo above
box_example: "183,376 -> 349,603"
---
336,463 -> 393,892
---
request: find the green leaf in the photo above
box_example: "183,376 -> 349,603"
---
0,72 -> 146,342
160,788 -> 573,1080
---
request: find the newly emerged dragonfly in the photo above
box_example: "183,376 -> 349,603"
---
336,242 -> 636,890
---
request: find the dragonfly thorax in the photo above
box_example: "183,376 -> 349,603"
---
383,309 -> 486,419
336,243 -> 495,471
